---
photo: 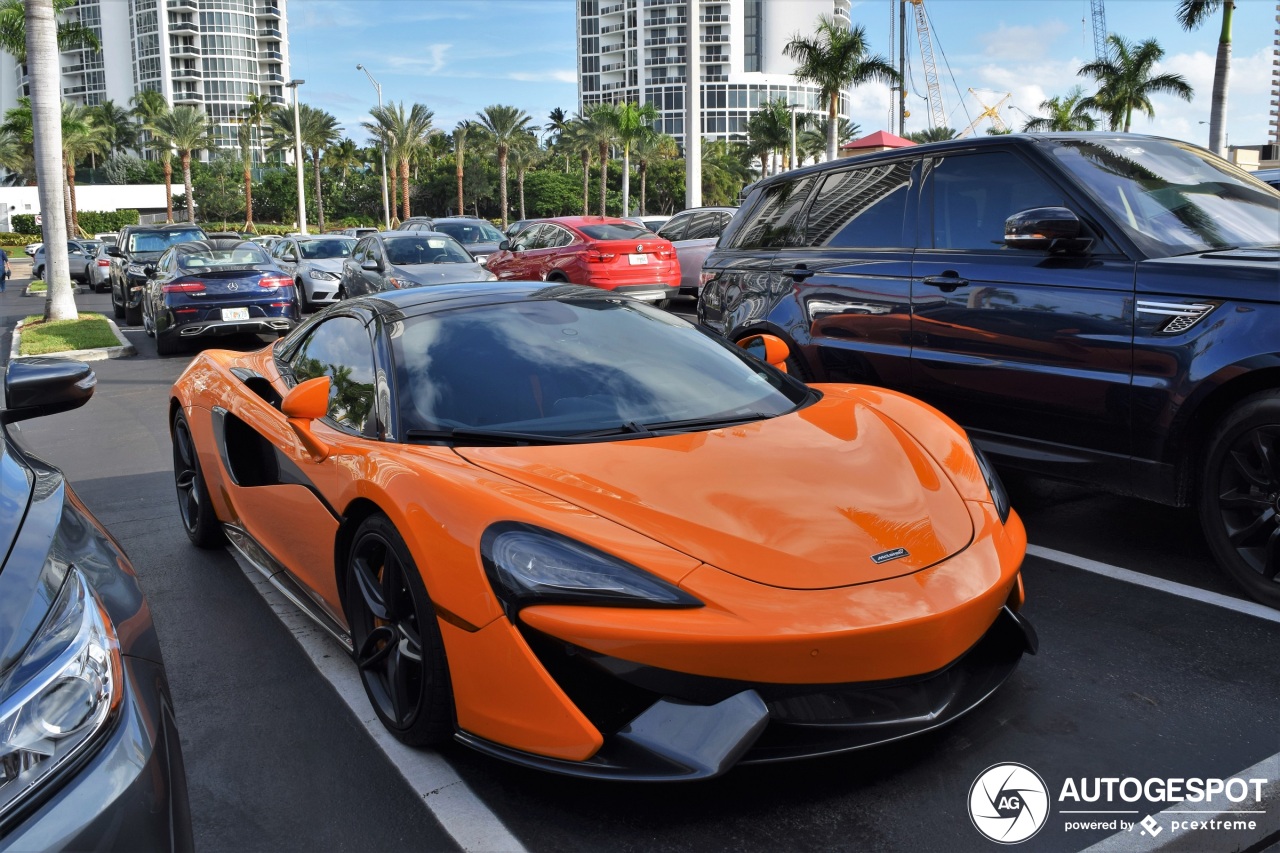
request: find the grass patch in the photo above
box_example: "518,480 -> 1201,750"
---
26,280 -> 45,292
19,312 -> 118,355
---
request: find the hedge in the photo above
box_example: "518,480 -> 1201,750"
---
0,232 -> 29,245
11,210 -> 140,236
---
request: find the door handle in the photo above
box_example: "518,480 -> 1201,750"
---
921,272 -> 970,293
785,265 -> 815,281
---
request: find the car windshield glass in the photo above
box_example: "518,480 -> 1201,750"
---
384,236 -> 474,265
297,238 -> 355,259
392,296 -> 806,438
129,229 -> 205,252
578,222 -> 653,240
431,221 -> 505,244
1048,138 -> 1280,256
177,245 -> 270,269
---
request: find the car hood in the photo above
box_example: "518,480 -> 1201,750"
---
394,263 -> 490,285
455,394 -> 975,589
299,258 -> 345,274
1139,248 -> 1280,301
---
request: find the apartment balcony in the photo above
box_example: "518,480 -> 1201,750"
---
645,15 -> 685,25
600,21 -> 626,34
600,42 -> 626,54
261,71 -> 285,83
173,89 -> 204,103
172,43 -> 200,56
703,34 -> 729,43
599,2 -> 625,15
171,65 -> 201,80
601,80 -> 631,92
643,36 -> 686,46
255,4 -> 282,19
268,94 -> 285,105
699,13 -> 729,22
169,19 -> 198,33
647,76 -> 685,85
646,56 -> 684,66
167,0 -> 197,9
258,49 -> 283,62
601,62 -> 626,72
257,27 -> 282,39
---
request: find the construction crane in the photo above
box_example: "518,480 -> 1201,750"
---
907,0 -> 947,132
956,89 -> 1012,137
1090,0 -> 1108,60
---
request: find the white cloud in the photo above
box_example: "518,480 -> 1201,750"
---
508,70 -> 578,84
978,21 -> 1071,61
384,45 -> 452,75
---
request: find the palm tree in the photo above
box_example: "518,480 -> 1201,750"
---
273,103 -> 342,230
907,126 -> 959,143
90,99 -> 136,157
577,104 -> 618,216
61,103 -> 108,235
0,0 -> 98,62
1178,0 -> 1233,156
129,88 -> 167,160
452,121 -> 471,216
237,119 -> 254,231
151,106 -> 208,225
614,101 -> 658,217
798,117 -> 859,164
746,99 -> 793,176
507,132 -> 541,222
565,117 -> 592,214
631,128 -> 677,215
328,138 -> 360,180
1022,87 -> 1099,132
241,91 -> 274,165
702,139 -> 754,205
475,104 -> 533,227
1078,34 -> 1193,132
365,101 -> 433,221
545,107 -> 570,146
784,17 -> 898,162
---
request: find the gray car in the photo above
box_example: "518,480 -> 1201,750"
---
655,207 -> 737,296
340,231 -> 495,297
86,241 -> 113,292
32,241 -> 91,283
423,218 -> 506,267
269,234 -> 356,311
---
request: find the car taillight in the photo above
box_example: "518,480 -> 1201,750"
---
585,249 -> 616,263
657,249 -> 675,260
259,274 -> 292,289
96,259 -> 110,267
699,271 -> 717,288
162,280 -> 205,293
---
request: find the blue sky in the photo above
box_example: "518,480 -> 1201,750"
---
288,0 -> 1278,149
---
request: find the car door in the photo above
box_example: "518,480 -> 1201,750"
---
674,211 -> 733,293
501,224 -> 548,280
534,224 -> 576,279
361,238 -> 388,292
273,238 -> 298,278
224,314 -> 381,620
767,160 -> 918,387
908,147 -> 1136,464
144,248 -> 176,328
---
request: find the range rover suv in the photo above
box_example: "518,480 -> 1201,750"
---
699,133 -> 1280,606
108,224 -> 206,326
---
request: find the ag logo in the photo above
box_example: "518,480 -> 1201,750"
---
968,763 -> 1049,844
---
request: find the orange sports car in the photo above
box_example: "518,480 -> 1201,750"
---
168,282 -> 1035,780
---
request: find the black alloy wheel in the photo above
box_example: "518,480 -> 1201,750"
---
171,412 -> 224,548
1200,391 -> 1280,608
111,282 -> 124,319
344,515 -> 453,746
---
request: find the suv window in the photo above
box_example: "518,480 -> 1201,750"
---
366,239 -> 384,267
657,214 -> 691,241
543,225 -> 574,248
685,212 -> 726,240
729,177 -> 818,249
515,224 -> 548,251
929,152 -> 1065,251
806,161 -> 914,248
290,316 -> 377,434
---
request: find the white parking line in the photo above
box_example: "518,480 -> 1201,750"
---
1026,545 -> 1280,625
228,551 -> 529,853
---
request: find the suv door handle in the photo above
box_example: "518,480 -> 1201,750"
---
921,273 -> 970,293
785,265 -> 815,281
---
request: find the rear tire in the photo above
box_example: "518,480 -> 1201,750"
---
156,331 -> 178,356
1199,391 -> 1280,608
296,278 -> 312,313
124,300 -> 142,326
171,411 -> 225,548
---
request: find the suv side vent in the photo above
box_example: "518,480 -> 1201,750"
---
1136,300 -> 1217,335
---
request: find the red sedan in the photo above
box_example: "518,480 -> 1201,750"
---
487,216 -> 680,304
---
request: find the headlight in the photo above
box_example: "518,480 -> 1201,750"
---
308,270 -> 339,281
481,523 -> 702,613
0,569 -> 122,820
971,443 -> 1011,523
386,276 -> 416,289
481,271 -> 498,281
126,263 -> 147,277
474,255 -> 488,266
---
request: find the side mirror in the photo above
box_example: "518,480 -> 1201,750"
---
144,264 -> 157,277
498,240 -> 510,251
361,259 -> 380,271
106,246 -> 124,257
281,376 -> 331,461
1,358 -> 96,424
736,334 -> 790,372
1004,207 -> 1085,252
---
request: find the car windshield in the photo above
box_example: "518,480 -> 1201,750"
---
431,221 -> 505,244
298,238 -> 355,259
129,229 -> 205,253
578,222 -> 654,240
392,295 -> 806,438
1047,138 -> 1280,257
177,244 -> 270,270
384,235 -> 474,265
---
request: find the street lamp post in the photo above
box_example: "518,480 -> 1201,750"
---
286,79 -> 307,234
357,63 -> 391,231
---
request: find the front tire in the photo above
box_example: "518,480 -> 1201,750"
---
1199,391 -> 1280,607
172,411 -> 225,548
344,515 -> 454,746
124,299 -> 142,326
111,284 -> 124,319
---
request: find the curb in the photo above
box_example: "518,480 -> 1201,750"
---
19,285 -> 87,297
9,315 -> 137,363
1082,753 -> 1279,852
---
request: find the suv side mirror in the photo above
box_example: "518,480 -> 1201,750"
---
106,246 -> 125,257
1004,207 -> 1086,252
1,358 -> 96,424
498,240 -> 510,251
144,264 -> 157,277
736,334 -> 790,372
361,259 -> 380,271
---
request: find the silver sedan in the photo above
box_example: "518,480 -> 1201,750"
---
268,235 -> 357,311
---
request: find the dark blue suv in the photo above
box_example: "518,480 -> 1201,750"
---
699,133 -> 1280,606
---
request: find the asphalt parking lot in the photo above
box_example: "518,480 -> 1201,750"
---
3,286 -> 1277,853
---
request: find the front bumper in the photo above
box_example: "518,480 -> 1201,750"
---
1,655 -> 194,851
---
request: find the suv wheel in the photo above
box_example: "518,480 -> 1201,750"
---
1199,390 -> 1280,607
111,283 -> 124,319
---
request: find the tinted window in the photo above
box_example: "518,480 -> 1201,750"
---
730,177 -> 818,249
366,240 -> 383,266
515,224 -> 548,251
577,222 -> 653,240
806,161 -> 913,248
685,212 -> 726,240
290,316 -> 377,434
298,238 -> 356,259
433,220 -> 505,243
350,240 -> 368,263
128,229 -> 205,252
383,235 -> 473,265
930,152 -> 1065,251
176,244 -> 270,270
657,214 -> 691,241
543,226 -> 574,248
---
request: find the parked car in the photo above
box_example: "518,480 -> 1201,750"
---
32,241 -> 90,283
630,214 -> 670,233
700,132 -> 1280,606
24,242 -> 41,257
248,234 -> 283,251
424,218 -> 506,266
108,224 -> 207,326
486,216 -> 680,304
141,239 -> 298,356
269,234 -> 357,311
1252,167 -> 1280,190
1,358 -> 193,849
339,231 -> 494,297
167,281 -> 1034,779
395,216 -> 437,231
505,219 -> 541,239
655,207 -> 737,296
93,232 -> 117,245
86,241 -> 113,293
336,226 -> 378,238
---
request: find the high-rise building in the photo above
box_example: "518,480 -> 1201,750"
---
577,0 -> 853,150
0,0 -> 291,156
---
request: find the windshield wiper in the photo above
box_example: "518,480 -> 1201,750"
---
405,427 -> 581,446
638,412 -> 778,432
